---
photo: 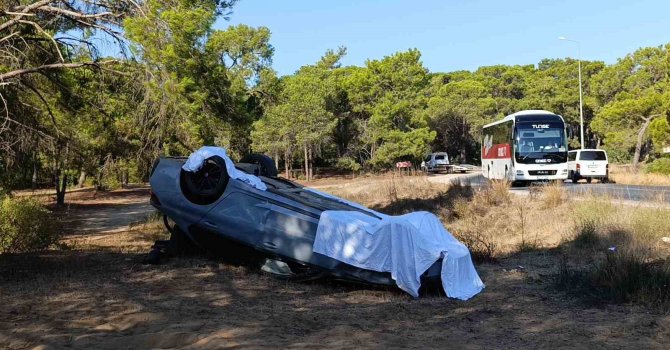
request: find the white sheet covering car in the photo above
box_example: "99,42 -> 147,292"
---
313,210 -> 485,299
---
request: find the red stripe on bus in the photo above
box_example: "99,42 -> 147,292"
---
482,144 -> 511,159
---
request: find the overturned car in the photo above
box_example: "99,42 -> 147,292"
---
149,147 -> 484,299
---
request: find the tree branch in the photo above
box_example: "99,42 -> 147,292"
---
0,60 -> 118,81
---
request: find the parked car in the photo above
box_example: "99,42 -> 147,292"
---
567,149 -> 609,183
421,152 -> 450,173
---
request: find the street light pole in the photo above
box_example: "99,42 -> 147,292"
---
559,36 -> 585,149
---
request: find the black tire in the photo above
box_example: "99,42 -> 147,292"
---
167,224 -> 201,256
239,153 -> 278,177
602,177 -> 610,184
180,155 -> 229,205
586,177 -> 592,184
571,171 -> 580,184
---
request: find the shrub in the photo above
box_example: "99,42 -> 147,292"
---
483,180 -> 511,206
541,182 -> 566,208
573,219 -> 601,248
646,157 -> 670,175
0,196 -> 61,254
335,157 -> 362,172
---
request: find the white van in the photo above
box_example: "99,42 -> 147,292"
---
567,149 -> 609,183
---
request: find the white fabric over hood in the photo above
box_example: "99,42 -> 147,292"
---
182,146 -> 267,191
313,210 -> 485,299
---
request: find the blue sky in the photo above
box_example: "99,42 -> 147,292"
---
218,0 -> 670,76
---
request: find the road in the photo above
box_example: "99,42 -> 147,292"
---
427,172 -> 670,203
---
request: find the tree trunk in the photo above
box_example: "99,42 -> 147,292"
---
304,144 -> 309,181
632,117 -> 653,171
56,174 -> 67,206
308,147 -> 313,181
78,171 -> 86,188
284,150 -> 291,179
274,152 -> 279,171
54,143 -> 69,206
31,162 -> 38,190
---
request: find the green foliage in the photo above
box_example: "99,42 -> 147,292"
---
4,0 -> 670,195
591,45 -> 670,165
335,157 -> 362,172
0,197 -> 61,254
645,157 -> 670,175
649,116 -> 670,150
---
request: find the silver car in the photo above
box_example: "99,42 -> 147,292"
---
149,153 -> 443,286
421,152 -> 450,173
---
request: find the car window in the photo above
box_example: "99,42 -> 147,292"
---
568,152 -> 577,161
579,151 -> 607,161
434,155 -> 446,160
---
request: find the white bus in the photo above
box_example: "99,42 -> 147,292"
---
481,110 -> 569,184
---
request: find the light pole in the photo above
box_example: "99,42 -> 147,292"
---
559,36 -> 584,149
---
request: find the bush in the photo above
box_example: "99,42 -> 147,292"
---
335,157 -> 362,172
0,196 -> 61,254
646,157 -> 670,175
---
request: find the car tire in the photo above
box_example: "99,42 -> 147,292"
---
180,155 -> 230,205
239,153 -> 278,177
168,225 -> 201,256
586,177 -> 592,184
571,172 -> 580,184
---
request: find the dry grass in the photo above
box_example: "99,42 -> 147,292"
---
555,196 -> 670,306
540,181 -> 566,208
321,173 -> 449,209
609,164 -> 670,186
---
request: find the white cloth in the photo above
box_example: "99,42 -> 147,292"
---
182,146 -> 267,191
313,210 -> 485,299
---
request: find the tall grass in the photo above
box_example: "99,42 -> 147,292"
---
608,164 -> 670,186
558,198 -> 670,307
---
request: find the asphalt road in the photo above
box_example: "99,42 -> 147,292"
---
428,172 -> 670,203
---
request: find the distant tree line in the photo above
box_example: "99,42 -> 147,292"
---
1,1 -> 669,197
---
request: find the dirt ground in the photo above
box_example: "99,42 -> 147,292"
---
2,184 -> 670,349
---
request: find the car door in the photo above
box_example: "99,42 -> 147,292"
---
567,151 -> 577,172
579,151 -> 607,176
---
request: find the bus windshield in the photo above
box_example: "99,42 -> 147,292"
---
514,122 -> 567,164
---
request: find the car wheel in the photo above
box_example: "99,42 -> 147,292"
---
167,224 -> 201,256
571,172 -> 580,184
586,178 -> 592,184
239,153 -> 278,177
180,155 -> 230,205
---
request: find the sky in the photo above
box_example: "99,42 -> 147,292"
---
217,0 -> 670,76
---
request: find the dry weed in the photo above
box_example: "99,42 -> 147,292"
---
609,164 -> 670,186
541,181 -> 567,209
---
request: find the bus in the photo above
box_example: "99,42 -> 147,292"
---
481,110 -> 569,184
